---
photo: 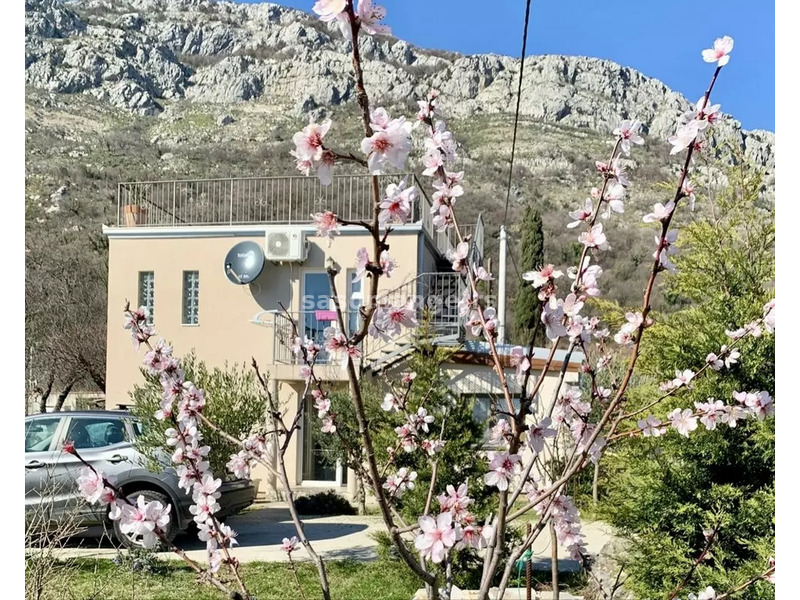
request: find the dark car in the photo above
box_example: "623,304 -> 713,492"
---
24,410 -> 256,548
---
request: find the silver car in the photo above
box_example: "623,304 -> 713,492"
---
24,410 -> 256,548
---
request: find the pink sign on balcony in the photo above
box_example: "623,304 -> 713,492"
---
314,310 -> 338,322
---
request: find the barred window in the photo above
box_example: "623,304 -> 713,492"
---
138,271 -> 155,325
182,271 -> 200,325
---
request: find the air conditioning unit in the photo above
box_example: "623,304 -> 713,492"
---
264,228 -> 309,263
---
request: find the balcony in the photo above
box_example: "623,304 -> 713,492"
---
251,272 -> 466,370
116,174 -> 483,262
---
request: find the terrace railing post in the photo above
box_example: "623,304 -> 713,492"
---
172,181 -> 177,225
117,183 -> 121,226
229,178 -> 234,225
288,178 -> 293,223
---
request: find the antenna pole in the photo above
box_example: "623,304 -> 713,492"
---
498,226 -> 508,344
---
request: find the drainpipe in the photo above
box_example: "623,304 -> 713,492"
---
498,225 -> 508,344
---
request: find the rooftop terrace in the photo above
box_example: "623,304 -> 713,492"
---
116,173 -> 483,262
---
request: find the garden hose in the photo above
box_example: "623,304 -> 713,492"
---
514,549 -> 534,599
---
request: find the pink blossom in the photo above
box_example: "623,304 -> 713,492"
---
438,483 -> 473,517
312,0 -> 346,21
612,120 -> 644,156
694,398 -> 729,431
720,345 -> 740,368
192,473 -> 222,502
377,251 -> 396,279
321,416 -> 337,433
682,180 -> 697,210
528,417 -> 556,453
638,415 -> 664,437
226,452 -> 250,479
313,393 -> 331,417
448,241 -> 470,274
281,535 -> 300,553
702,35 -> 734,66
672,369 -> 696,389
567,198 -> 593,229
381,393 -> 400,412
360,108 -> 413,174
379,179 -> 417,226
292,119 -> 331,162
77,467 -> 114,505
311,211 -> 339,245
669,408 -> 699,438
484,451 -> 521,491
143,339 -> 173,374
481,307 -> 499,339
473,265 -> 493,281
509,346 -> 531,381
489,419 -> 511,446
604,182 -> 626,216
643,201 -> 675,223
696,586 -> 717,600
522,264 -> 563,288
706,353 -> 723,370
668,120 -> 701,155
382,467 -> 417,498
579,224 -> 610,250
414,512 -> 460,564
119,494 -> 171,549
356,0 -> 390,35
353,247 -> 369,282
421,438 -> 445,456
763,299 -> 775,333
541,298 -> 568,341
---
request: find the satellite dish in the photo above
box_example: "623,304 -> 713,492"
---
224,241 -> 265,285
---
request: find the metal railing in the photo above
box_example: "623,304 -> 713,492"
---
116,174 -> 484,261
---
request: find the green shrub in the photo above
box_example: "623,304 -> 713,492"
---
129,352 -> 267,478
295,491 -> 356,516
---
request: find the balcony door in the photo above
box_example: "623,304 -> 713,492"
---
302,272 -> 335,361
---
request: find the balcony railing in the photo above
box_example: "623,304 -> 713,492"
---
265,273 -> 464,366
116,174 -> 483,261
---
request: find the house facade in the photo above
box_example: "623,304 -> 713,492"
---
103,173 -> 581,498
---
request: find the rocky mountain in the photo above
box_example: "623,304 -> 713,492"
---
25,0 -> 775,374
26,0 -> 774,162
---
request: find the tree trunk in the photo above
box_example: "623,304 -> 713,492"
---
52,381 -> 76,412
354,472 -> 366,515
37,374 -> 55,414
550,521 -> 559,600
592,460 -> 600,505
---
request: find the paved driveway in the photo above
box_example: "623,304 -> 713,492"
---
56,502 -> 612,567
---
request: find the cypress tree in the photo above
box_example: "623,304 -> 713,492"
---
512,204 -> 544,345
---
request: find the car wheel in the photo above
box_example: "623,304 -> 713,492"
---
112,489 -> 178,550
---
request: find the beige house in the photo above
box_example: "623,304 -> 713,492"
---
103,173 -> 582,498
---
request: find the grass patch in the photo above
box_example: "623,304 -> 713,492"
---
52,556 -> 588,599
60,557 -> 422,600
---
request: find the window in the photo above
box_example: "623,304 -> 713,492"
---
472,395 -> 523,447
25,418 -> 61,452
65,417 -> 129,450
182,270 -> 200,325
347,269 -> 364,336
138,271 -> 155,325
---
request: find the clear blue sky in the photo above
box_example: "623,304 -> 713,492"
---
242,1 -> 774,131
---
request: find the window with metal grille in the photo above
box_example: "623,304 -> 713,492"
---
182,271 -> 200,325
138,271 -> 155,325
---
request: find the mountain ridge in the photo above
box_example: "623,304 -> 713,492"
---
25,0 -> 773,177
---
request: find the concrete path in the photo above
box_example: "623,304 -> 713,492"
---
55,502 -> 613,568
